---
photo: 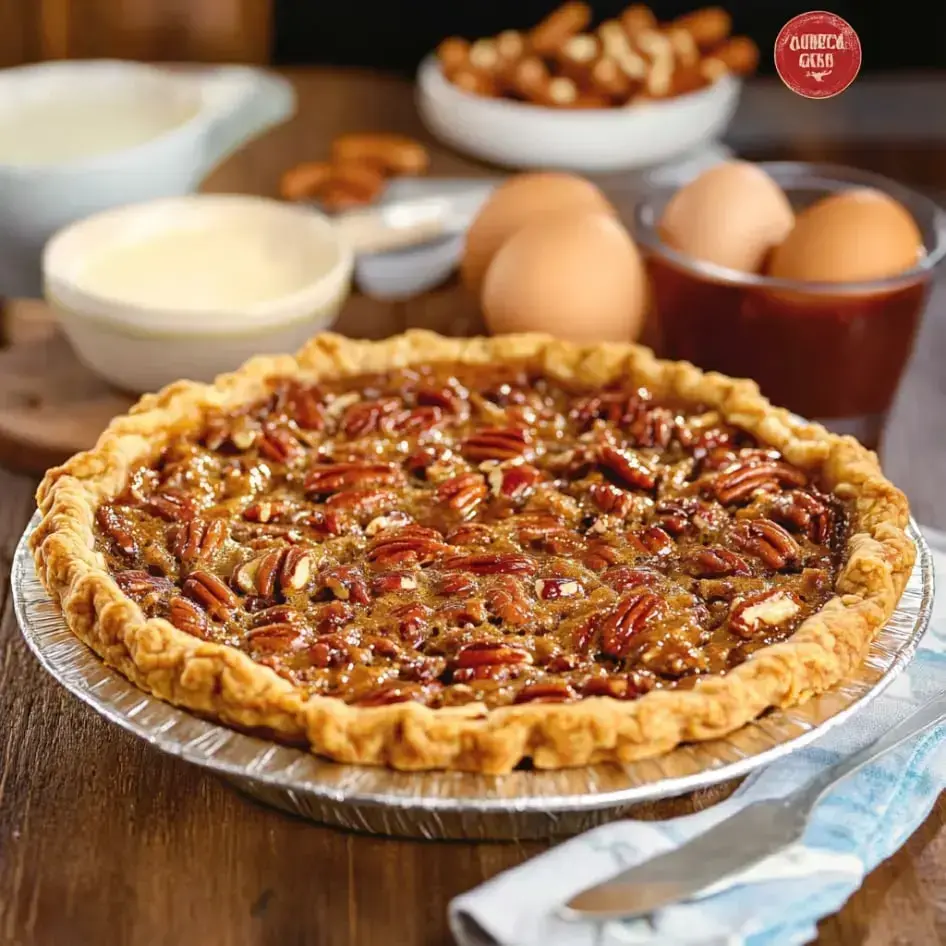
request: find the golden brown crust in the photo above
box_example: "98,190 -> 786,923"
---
31,331 -> 915,773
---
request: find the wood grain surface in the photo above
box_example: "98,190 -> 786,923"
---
1,70 -> 945,946
0,0 -> 272,66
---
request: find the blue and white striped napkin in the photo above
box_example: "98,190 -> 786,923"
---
450,529 -> 946,946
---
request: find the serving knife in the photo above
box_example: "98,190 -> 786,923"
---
562,690 -> 946,922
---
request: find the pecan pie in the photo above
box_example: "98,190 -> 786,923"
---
31,331 -> 914,773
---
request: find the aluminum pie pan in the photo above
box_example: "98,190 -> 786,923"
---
14,511 -> 934,840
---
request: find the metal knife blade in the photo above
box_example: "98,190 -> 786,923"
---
561,798 -> 809,922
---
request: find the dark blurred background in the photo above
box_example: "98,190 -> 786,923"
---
273,1 -> 946,76
2,2 -> 943,74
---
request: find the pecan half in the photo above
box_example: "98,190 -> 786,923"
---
319,564 -> 371,604
247,623 -> 306,652
115,570 -> 174,608
513,682 -> 575,704
488,463 -> 542,500
588,482 -> 634,517
599,589 -> 663,658
172,516 -> 228,565
416,384 -> 460,412
581,675 -> 649,700
353,683 -> 428,707
252,605 -> 303,627
682,546 -> 752,578
535,577 -> 583,600
729,588 -> 802,639
599,446 -> 656,491
370,571 -> 418,595
279,382 -> 326,430
655,499 -> 694,536
324,488 -> 397,517
305,462 -> 402,496
435,472 -> 488,518
461,427 -> 531,462
341,397 -> 401,438
439,553 -> 537,576
168,595 -> 208,637
435,573 -> 478,597
602,564 -> 662,591
312,601 -> 355,635
183,569 -> 237,621
486,576 -> 532,625
768,489 -> 834,545
580,540 -> 620,572
446,523 -> 494,547
233,547 -> 312,598
202,412 -> 260,452
390,602 -> 432,646
145,489 -> 197,522
308,633 -> 354,668
367,526 -> 450,568
259,424 -> 306,464
732,519 -> 800,570
637,525 -> 674,556
96,505 -> 138,556
570,391 -> 642,429
243,499 -> 293,523
626,407 -> 675,449
713,459 -> 807,505
454,641 -> 533,668
514,513 -> 567,544
389,406 -> 443,434
437,601 -> 488,627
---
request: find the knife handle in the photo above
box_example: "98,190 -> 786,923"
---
333,198 -> 451,255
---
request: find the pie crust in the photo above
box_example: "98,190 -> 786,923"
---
30,331 -> 914,773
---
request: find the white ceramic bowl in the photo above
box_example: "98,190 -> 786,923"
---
416,54 -> 741,172
43,194 -> 353,394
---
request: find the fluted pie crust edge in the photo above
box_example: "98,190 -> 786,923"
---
30,331 -> 914,774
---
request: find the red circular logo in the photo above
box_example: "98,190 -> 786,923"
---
774,11 -> 861,99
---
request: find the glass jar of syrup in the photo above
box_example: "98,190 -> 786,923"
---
633,162 -> 946,450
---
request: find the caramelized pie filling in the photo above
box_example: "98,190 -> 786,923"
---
93,362 -> 849,709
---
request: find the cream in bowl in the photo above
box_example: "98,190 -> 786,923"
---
43,194 -> 353,393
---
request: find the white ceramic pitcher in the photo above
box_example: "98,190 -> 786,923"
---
0,60 -> 295,298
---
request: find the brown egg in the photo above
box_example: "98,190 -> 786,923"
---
461,173 -> 615,293
768,188 -> 924,283
482,212 -> 646,343
658,160 -> 795,273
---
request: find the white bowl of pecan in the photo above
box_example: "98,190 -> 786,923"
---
416,3 -> 756,172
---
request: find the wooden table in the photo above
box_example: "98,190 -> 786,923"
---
2,69 -> 946,946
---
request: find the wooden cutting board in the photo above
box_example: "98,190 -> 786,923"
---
0,288 -> 485,477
